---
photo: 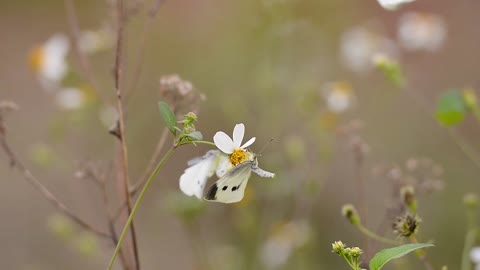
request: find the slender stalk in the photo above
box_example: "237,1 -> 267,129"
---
356,223 -> 398,245
113,0 -> 140,268
107,146 -> 176,270
411,235 -> 435,270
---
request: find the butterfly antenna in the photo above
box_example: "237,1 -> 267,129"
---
256,138 -> 274,156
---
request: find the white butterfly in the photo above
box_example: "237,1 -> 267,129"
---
179,123 -> 274,203
204,154 -> 274,203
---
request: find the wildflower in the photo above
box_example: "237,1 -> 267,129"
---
340,26 -> 397,73
470,247 -> 480,270
332,241 -> 346,254
398,12 -> 447,52
321,81 -> 355,113
393,212 -> 421,237
55,88 -> 86,110
29,34 -> 70,88
376,0 -> 415,10
214,123 -> 256,169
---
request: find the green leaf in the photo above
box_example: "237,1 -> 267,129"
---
369,243 -> 434,270
158,101 -> 177,134
435,90 -> 467,127
185,131 -> 203,141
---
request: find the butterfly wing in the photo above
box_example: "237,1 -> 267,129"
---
179,150 -> 220,199
204,161 -> 253,203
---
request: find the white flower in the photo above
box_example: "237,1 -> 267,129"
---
214,123 -> 256,155
398,12 -> 447,52
471,247 -> 480,264
30,34 -> 70,87
340,26 -> 398,73
377,0 -> 415,10
322,81 -> 355,113
214,123 -> 256,176
55,88 -> 86,110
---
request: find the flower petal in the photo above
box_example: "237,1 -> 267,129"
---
232,123 -> 245,148
240,137 -> 256,149
214,131 -> 235,154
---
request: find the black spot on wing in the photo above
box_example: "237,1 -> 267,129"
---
204,183 -> 218,200
222,186 -> 228,191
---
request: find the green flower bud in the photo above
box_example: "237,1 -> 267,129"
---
342,204 -> 361,225
401,185 -> 417,213
463,88 -> 477,112
463,193 -> 478,209
332,240 -> 346,254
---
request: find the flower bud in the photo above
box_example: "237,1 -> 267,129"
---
332,240 -> 346,254
401,185 -> 417,213
463,193 -> 478,209
342,204 -> 361,225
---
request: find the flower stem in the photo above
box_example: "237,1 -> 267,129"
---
107,146 -> 176,270
356,223 -> 398,245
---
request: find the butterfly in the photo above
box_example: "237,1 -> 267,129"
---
204,154 -> 274,203
179,150 -> 274,203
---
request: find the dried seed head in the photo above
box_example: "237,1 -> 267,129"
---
159,74 -> 205,115
393,212 -> 421,237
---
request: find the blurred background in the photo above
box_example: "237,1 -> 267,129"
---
1,0 -> 480,269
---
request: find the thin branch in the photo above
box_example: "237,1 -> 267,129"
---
113,0 -> 140,269
64,0 -> 106,102
0,134 -> 112,240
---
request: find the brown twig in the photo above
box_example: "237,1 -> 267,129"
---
125,0 -> 166,102
0,134 -> 112,240
63,0 -> 106,102
113,0 -> 141,269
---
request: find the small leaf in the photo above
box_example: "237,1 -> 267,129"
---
435,90 -> 467,127
158,101 -> 177,134
369,243 -> 434,270
186,131 -> 203,141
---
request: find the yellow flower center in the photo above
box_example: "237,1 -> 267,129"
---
29,47 -> 45,72
229,149 -> 249,166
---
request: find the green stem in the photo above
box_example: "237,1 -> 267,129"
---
107,146 -> 176,270
179,140 -> 216,147
357,223 -> 398,245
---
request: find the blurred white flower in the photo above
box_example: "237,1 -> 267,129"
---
341,27 -> 398,73
30,34 -> 70,87
377,0 -> 415,10
55,88 -> 86,110
260,220 -> 312,269
99,105 -> 118,128
78,25 -> 114,54
322,81 -> 355,113
398,12 -> 447,52
471,247 -> 480,263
